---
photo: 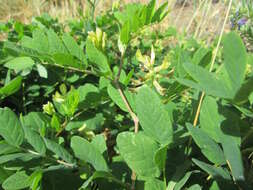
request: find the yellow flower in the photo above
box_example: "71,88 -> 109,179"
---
87,27 -> 106,51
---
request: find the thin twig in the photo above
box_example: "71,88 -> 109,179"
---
24,148 -> 75,168
55,117 -> 68,137
115,82 -> 139,131
209,0 -> 232,72
115,55 -> 124,82
193,92 -> 205,126
113,54 -> 139,132
41,62 -> 96,76
56,110 -> 87,137
131,172 -> 137,190
56,159 -> 75,167
113,53 -> 139,190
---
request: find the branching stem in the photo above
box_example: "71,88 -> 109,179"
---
22,148 -> 75,168
113,53 -> 139,190
41,62 -> 96,76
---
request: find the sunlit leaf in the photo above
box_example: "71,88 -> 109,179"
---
71,136 -> 108,171
0,107 -> 24,147
136,86 -> 173,144
117,132 -> 160,178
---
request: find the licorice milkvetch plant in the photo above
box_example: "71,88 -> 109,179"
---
0,0 -> 253,190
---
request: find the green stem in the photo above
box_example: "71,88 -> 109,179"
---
19,147 -> 75,168
113,53 -> 139,190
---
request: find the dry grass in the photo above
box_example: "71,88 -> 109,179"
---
0,0 -> 86,23
0,0 -> 230,41
0,0 -> 148,22
170,0 -> 229,41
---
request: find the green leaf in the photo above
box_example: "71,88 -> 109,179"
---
192,47 -> 212,67
124,69 -> 134,86
21,28 -> 49,55
151,2 -> 169,23
2,171 -> 31,190
120,21 -> 130,44
178,32 -> 247,100
0,167 -> 11,184
0,153 -> 36,165
154,145 -> 167,171
71,136 -> 108,171
58,89 -> 79,117
91,134 -> 107,154
114,3 -> 143,32
188,184 -> 202,190
136,86 -> 173,144
192,158 -> 231,181
139,7 -> 147,26
223,32 -> 247,91
86,39 -> 112,75
0,76 -> 22,99
62,33 -> 85,61
0,141 -> 18,155
186,123 -> 226,165
107,83 -> 135,112
145,179 -> 166,190
19,29 -> 48,54
113,66 -> 127,84
174,171 -> 196,190
5,40 -> 43,60
20,36 -> 35,50
47,29 -> 67,54
4,57 -> 35,73
29,170 -> 43,190
50,114 -> 61,132
209,181 -> 220,190
167,160 -> 191,190
32,28 -> 49,53
145,0 -> 156,24
77,84 -> 101,109
0,107 -> 24,147
233,75 -> 253,104
66,113 -> 104,131
44,138 -> 74,164
117,132 -> 160,178
80,171 -> 126,189
62,33 -> 86,64
181,62 -> 231,98
200,96 -> 224,143
53,53 -> 83,69
22,112 -> 49,132
221,136 -> 244,181
36,64 -> 48,78
22,123 -> 46,155
218,108 -> 241,145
